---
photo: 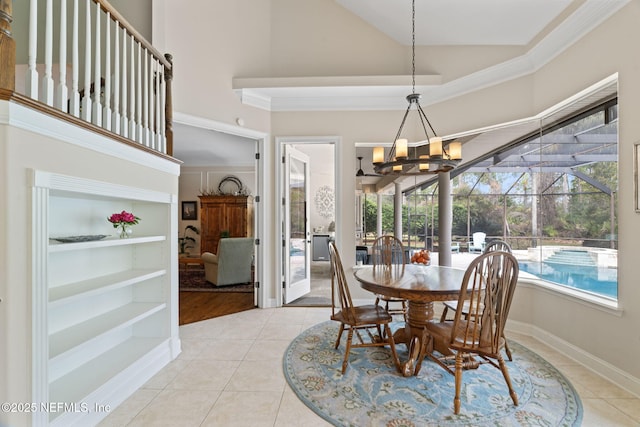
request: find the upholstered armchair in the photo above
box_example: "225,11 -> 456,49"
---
201,237 -> 254,286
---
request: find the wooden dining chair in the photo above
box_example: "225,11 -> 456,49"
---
440,239 -> 514,360
370,235 -> 407,321
328,241 -> 401,375
483,239 -> 512,254
425,250 -> 520,414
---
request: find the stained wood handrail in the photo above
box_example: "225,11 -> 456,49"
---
94,0 -> 171,70
0,0 -> 175,157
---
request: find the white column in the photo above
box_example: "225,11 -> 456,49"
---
376,193 -> 383,239
438,171 -> 452,266
394,182 -> 402,241
531,171 -> 538,248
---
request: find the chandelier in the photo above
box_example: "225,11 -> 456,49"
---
372,0 -> 462,175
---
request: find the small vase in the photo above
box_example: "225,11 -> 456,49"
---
119,224 -> 132,239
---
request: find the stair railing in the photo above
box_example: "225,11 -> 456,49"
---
0,0 -> 174,157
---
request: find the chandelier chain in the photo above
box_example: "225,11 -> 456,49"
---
371,0 -> 462,175
412,0 -> 416,93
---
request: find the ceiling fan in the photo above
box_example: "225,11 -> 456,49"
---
356,156 -> 381,177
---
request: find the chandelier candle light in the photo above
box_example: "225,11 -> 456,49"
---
108,210 -> 141,238
372,0 -> 462,176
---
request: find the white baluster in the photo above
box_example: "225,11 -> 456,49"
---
92,1 -> 102,126
121,27 -> 128,137
112,19 -> 121,135
26,0 -> 39,100
148,58 -> 154,150
81,0 -> 92,121
41,0 -> 54,105
103,12 -> 112,131
154,59 -> 161,151
136,41 -> 143,142
152,59 -> 160,150
143,49 -> 150,147
55,0 -> 68,112
128,34 -> 136,139
69,0 -> 80,117
160,64 -> 166,153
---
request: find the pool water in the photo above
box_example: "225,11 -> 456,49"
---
519,260 -> 618,299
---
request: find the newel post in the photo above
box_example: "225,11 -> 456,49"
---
164,53 -> 173,156
0,0 -> 15,92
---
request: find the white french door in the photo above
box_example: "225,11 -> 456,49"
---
283,145 -> 311,303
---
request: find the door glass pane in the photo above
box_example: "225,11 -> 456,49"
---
289,157 -> 307,283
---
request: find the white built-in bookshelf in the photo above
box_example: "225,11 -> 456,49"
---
31,170 -> 180,427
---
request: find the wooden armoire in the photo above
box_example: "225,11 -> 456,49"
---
199,195 -> 253,254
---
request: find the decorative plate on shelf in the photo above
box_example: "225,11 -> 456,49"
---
50,235 -> 108,243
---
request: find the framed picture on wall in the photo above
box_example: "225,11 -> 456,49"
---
182,201 -> 197,220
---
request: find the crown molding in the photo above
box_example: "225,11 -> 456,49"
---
233,0 -> 629,112
233,89 -> 272,111
173,111 -> 268,140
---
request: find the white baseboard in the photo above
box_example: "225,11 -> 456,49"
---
264,298 -> 279,308
507,320 -> 640,398
50,340 -> 175,427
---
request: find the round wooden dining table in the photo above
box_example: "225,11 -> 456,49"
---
354,263 -> 466,377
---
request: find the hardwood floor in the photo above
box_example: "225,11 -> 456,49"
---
179,291 -> 255,325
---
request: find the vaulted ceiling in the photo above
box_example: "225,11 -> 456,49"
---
175,1 -> 626,179
233,0 -> 626,112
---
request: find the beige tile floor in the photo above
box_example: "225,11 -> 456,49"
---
99,306 -> 640,427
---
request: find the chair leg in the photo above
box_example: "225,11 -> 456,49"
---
503,333 -> 513,361
497,354 -> 518,406
401,300 -> 407,321
440,305 -> 449,322
342,328 -> 354,374
334,323 -> 345,349
384,324 -> 401,373
454,352 -> 463,414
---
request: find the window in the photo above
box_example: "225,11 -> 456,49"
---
410,97 -> 618,300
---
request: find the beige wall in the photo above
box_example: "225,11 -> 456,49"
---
109,0 -> 153,42
0,103 -> 179,421
152,0 -> 272,133
523,3 -> 640,384
152,0 -> 640,388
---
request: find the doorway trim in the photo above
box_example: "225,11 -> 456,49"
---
173,112 -> 269,308
275,136 -> 341,307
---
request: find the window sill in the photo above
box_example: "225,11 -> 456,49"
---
518,272 -> 622,316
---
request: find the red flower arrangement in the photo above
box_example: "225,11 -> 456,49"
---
108,210 -> 141,238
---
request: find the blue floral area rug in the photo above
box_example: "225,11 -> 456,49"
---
283,321 -> 582,427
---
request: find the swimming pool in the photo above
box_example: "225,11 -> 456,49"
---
519,260 -> 618,299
